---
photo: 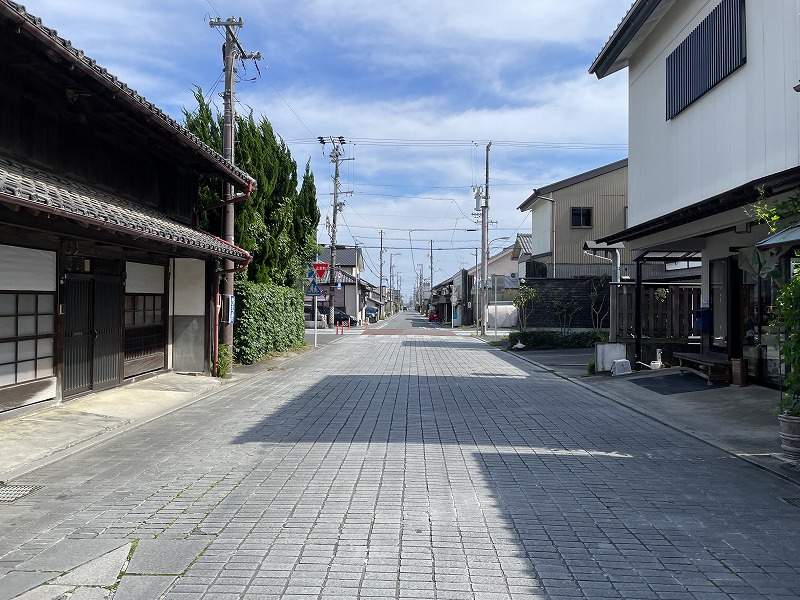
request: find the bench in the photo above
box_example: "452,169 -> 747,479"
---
672,352 -> 731,385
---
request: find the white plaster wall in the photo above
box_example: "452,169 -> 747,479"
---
628,0 -> 800,226
0,245 -> 56,291
125,262 -> 165,294
530,201 -> 552,256
172,259 -> 206,316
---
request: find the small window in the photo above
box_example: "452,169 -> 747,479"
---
0,292 -> 56,387
571,207 -> 592,228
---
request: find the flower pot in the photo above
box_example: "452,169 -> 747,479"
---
778,414 -> 800,460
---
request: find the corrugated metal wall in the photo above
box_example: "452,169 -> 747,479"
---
551,165 -> 630,267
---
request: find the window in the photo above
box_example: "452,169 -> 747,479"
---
666,0 -> 746,120
0,292 -> 56,387
571,207 -> 592,228
124,294 -> 165,360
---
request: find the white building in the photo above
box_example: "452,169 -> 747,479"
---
591,0 -> 800,385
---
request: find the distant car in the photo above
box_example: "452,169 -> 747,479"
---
428,312 -> 439,322
364,306 -> 378,323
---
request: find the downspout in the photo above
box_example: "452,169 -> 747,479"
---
207,232 -> 252,377
199,183 -> 254,377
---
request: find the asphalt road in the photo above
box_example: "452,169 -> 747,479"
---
2,314 -> 800,599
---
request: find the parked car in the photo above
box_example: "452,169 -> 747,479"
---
364,306 -> 378,323
318,306 -> 358,326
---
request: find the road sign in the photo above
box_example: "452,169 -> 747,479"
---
305,264 -> 316,280
305,280 -> 322,296
312,262 -> 329,280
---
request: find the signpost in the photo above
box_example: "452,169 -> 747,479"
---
307,263 -> 328,348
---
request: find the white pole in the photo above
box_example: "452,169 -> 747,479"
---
313,294 -> 318,348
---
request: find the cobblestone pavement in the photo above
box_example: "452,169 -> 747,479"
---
1,331 -> 800,599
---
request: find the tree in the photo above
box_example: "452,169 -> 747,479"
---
182,88 -> 319,286
550,287 -> 580,334
512,285 -> 538,331
587,275 -> 610,330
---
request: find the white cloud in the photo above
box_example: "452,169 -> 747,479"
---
18,0 -> 633,295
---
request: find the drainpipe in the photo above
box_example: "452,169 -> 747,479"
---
207,233 -> 252,377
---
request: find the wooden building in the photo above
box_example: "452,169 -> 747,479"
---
0,2 -> 254,413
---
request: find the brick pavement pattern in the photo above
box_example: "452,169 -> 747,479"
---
1,332 -> 800,599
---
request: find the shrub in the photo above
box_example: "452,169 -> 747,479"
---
234,280 -> 305,364
507,330 -> 608,349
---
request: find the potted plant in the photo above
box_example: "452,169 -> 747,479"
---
777,269 -> 800,459
752,189 -> 800,458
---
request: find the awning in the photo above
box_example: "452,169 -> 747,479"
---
0,156 -> 250,262
755,222 -> 800,249
632,249 -> 702,262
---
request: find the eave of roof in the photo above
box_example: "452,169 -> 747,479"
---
589,0 -> 676,79
0,1 -> 255,192
0,156 -> 251,262
517,159 -> 628,211
598,165 -> 800,245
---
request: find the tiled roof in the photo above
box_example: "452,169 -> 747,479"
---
516,234 -> 532,256
0,1 -> 255,191
0,157 -> 250,262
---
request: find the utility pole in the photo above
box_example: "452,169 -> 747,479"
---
318,136 -> 350,328
379,230 -> 384,318
481,141 -> 491,336
389,252 -> 400,316
474,248 -> 480,335
430,240 -> 434,293
418,264 -> 423,311
209,17 -> 260,354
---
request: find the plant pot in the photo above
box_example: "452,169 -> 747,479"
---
778,414 -> 800,460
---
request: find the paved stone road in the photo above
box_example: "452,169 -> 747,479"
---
1,328 -> 800,599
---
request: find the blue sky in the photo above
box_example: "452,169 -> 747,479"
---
31,0 -> 632,300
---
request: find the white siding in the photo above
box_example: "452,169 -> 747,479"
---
628,0 -> 800,227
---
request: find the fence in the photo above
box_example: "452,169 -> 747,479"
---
615,283 -> 701,339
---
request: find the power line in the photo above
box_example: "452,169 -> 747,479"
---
285,137 -> 627,150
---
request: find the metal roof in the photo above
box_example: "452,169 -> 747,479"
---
589,0 -> 677,79
756,222 -> 800,249
0,157 -> 251,262
518,159 -> 628,212
319,246 -> 362,268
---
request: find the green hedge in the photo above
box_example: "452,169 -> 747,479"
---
233,280 -> 305,364
507,330 -> 608,349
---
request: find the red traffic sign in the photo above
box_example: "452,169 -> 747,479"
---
312,262 -> 329,280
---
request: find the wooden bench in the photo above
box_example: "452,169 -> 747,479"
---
672,352 -> 731,385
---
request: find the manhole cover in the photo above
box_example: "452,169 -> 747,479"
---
0,485 -> 42,503
781,497 -> 800,509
